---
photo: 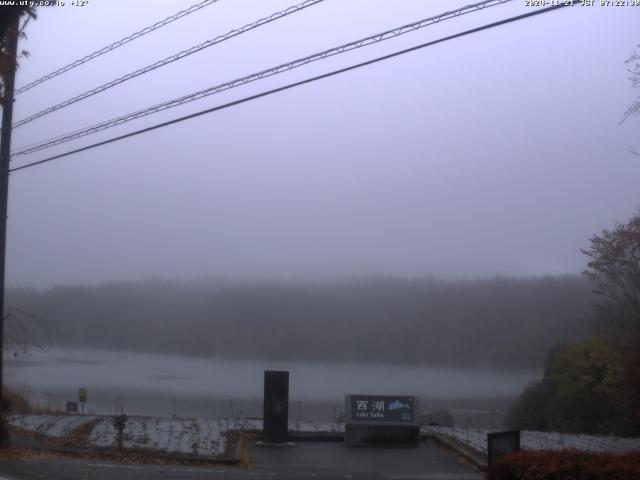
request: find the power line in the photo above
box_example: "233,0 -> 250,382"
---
15,0 -> 221,95
10,3 -> 572,174
13,0 -> 325,128
12,0 -> 513,157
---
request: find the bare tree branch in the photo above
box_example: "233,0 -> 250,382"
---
622,44 -> 640,123
2,307 -> 55,356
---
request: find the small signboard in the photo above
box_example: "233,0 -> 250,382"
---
66,401 -> 78,413
346,395 -> 416,425
112,414 -> 128,428
487,430 -> 521,468
78,388 -> 87,403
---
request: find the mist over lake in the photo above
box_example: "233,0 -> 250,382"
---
2,276 -> 586,428
5,348 -> 535,426
3,276 -> 590,429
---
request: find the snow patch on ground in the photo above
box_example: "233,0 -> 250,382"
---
423,426 -> 640,454
9,414 -> 97,437
239,418 -> 344,433
89,416 -> 228,456
9,415 -> 228,457
89,417 -> 228,457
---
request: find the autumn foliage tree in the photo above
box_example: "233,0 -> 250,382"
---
581,213 -> 640,427
0,6 -> 35,99
543,338 -> 626,434
582,213 -> 640,348
509,212 -> 640,435
507,338 -> 633,435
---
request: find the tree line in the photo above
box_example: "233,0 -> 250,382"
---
7,274 -> 594,369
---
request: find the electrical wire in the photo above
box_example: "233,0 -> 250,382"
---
12,0 -> 512,157
10,3 -> 573,173
15,0 -> 221,95
13,0 -> 325,128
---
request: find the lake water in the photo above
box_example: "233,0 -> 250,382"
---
4,348 -> 536,428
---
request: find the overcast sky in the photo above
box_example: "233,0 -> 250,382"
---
4,0 -> 639,288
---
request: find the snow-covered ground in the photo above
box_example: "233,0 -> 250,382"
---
10,415 -> 639,458
239,418 -> 344,433
423,426 -> 640,454
89,416 -> 228,457
9,414 -> 229,457
9,414 -> 98,437
8,415 -> 344,457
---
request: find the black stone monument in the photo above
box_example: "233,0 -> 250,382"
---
263,370 -> 289,443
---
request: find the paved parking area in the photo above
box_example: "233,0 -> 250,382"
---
251,439 -> 483,479
0,439 -> 482,479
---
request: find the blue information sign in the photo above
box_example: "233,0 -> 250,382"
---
346,394 -> 417,424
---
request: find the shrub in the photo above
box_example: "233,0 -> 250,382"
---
0,388 -> 32,447
507,338 -> 637,435
489,449 -> 640,480
2,389 -> 32,415
506,380 -> 552,431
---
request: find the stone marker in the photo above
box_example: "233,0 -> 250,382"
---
263,370 -> 289,443
487,430 -> 520,468
345,394 -> 419,446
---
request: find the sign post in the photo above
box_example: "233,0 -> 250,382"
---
78,388 -> 87,415
112,414 -> 128,450
345,394 -> 419,446
487,430 -> 521,469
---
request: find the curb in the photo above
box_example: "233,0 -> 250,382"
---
11,443 -> 242,465
288,432 -> 343,441
239,430 -> 344,442
421,432 -> 487,471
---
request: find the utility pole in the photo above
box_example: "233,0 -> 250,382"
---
0,14 -> 20,421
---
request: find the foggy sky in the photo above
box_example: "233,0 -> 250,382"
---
5,0 -> 640,288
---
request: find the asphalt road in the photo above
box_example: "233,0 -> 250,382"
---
0,440 -> 483,480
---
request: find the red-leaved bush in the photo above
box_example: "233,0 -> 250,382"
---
489,449 -> 640,480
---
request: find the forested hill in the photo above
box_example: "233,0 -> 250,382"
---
7,275 -> 595,369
